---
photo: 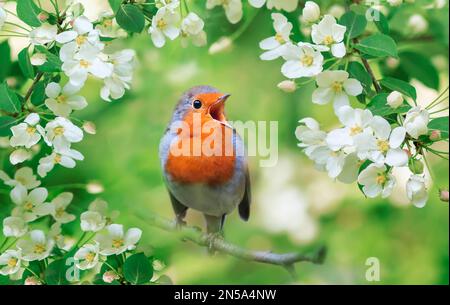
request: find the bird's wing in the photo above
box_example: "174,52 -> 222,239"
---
167,188 -> 188,220
238,167 -> 251,221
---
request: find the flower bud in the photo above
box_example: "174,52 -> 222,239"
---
208,37 -> 232,55
302,1 -> 321,23
387,0 -> 403,6
103,271 -> 120,283
30,53 -> 47,66
86,181 -> 104,194
429,130 -> 441,141
386,57 -> 400,69
387,91 -> 404,108
83,121 -> 97,135
439,188 -> 449,202
277,80 -> 297,93
328,5 -> 345,19
408,158 -> 424,174
38,12 -> 49,22
25,276 -> 42,285
408,14 -> 428,34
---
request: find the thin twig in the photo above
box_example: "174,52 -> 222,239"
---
145,213 -> 327,272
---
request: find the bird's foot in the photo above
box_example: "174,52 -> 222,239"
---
174,217 -> 186,230
206,231 -> 224,255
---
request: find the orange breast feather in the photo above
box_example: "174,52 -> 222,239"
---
165,116 -> 236,185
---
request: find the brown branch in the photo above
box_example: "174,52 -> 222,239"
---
146,213 -> 326,273
22,72 -> 44,111
360,54 -> 382,93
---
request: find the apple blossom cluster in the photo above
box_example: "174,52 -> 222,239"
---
259,1 -> 447,207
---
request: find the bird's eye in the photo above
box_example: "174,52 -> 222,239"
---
193,100 -> 202,109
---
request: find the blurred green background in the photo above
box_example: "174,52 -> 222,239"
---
1,0 -> 449,284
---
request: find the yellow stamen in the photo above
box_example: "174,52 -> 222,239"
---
33,244 -> 46,254
54,154 -> 62,164
103,19 -> 113,27
157,19 -> 167,30
112,239 -> 124,248
275,33 -> 285,44
79,59 -> 90,68
300,55 -> 314,66
24,201 -> 34,211
331,81 -> 343,93
76,35 -> 87,45
55,207 -> 65,218
56,95 -> 67,104
7,258 -> 17,268
26,126 -> 36,134
376,174 -> 387,186
350,126 -> 363,135
323,35 -> 334,46
53,126 -> 65,136
85,252 -> 96,263
377,139 -> 390,153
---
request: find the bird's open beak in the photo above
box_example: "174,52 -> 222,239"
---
209,94 -> 232,128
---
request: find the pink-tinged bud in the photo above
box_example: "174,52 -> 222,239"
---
103,271 -> 120,283
82,121 -> 97,135
24,276 -> 42,285
429,130 -> 441,141
439,188 -> 449,202
277,80 -> 296,93
6,77 -> 17,87
403,148 -> 412,158
38,12 -> 49,21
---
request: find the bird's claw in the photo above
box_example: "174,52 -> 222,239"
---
174,218 -> 186,230
206,231 -> 224,254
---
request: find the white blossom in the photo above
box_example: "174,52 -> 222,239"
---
403,107 -> 429,138
10,186 -> 52,222
9,148 -> 33,165
74,243 -> 100,270
60,43 -> 113,87
358,164 -> 396,198
56,16 -> 102,51
45,82 -> 87,117
281,43 -> 324,79
312,70 -> 363,112
259,13 -> 292,61
30,53 -> 47,66
249,0 -> 298,12
387,91 -> 404,108
180,12 -> 207,48
408,14 -> 428,34
0,250 -> 22,276
95,224 -> 142,255
80,211 -> 106,232
148,7 -> 181,48
42,117 -> 83,151
37,148 -> 84,177
3,216 -> 28,238
209,37 -> 233,54
29,23 -> 57,45
311,15 -> 346,58
100,49 -> 135,101
387,0 -> 403,6
302,1 -> 321,23
206,0 -> 243,24
366,116 -> 408,166
9,113 -> 43,149
0,6 -> 6,31
17,230 -> 54,261
0,166 -> 40,191
48,192 -> 76,224
406,175 -> 428,208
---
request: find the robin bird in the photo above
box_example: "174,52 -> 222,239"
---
159,85 -> 251,235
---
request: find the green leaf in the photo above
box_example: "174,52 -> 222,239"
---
340,11 -> 367,39
109,0 -> 122,13
0,41 -> 12,82
347,61 -> 372,92
367,93 -> 411,116
0,116 -> 16,136
116,4 -> 145,33
399,51 -> 440,90
354,34 -> 398,58
16,0 -> 42,27
35,46 -> 62,72
372,9 -> 390,34
0,83 -> 22,113
428,116 -> 449,139
18,48 -> 35,79
123,253 -> 153,285
31,81 -> 46,106
380,77 -> 417,100
44,259 -> 70,285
